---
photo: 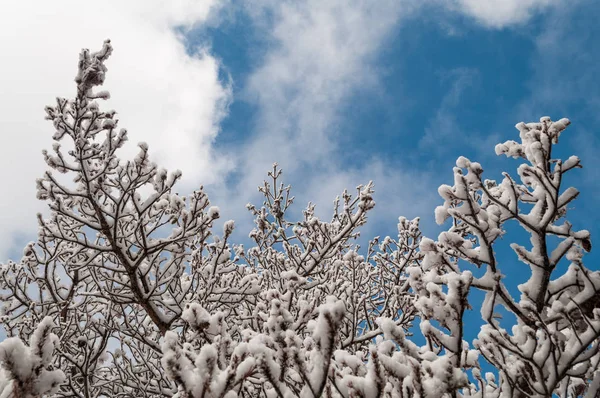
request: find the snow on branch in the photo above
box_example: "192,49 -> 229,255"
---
0,317 -> 64,397
0,42 -> 598,398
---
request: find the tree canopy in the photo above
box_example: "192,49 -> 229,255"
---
0,41 -> 598,398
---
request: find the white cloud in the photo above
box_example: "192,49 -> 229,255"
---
451,0 -> 562,28
0,0 -> 230,260
244,0 -> 409,168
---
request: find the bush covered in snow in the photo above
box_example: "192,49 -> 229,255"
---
0,41 -> 598,398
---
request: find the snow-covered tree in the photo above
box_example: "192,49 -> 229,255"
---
0,317 -> 64,397
0,41 -> 598,397
0,40 -> 259,397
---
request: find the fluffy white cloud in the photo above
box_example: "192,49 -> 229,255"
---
0,0 -> 230,260
452,0 -> 562,28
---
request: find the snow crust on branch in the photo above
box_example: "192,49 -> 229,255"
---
0,317 -> 65,397
0,42 -> 598,398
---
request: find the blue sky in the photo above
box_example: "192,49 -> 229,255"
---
0,0 -> 598,355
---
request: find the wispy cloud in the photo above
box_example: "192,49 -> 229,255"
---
211,0 -> 439,231
420,67 -> 479,150
242,0 -> 414,175
517,0 -> 598,120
